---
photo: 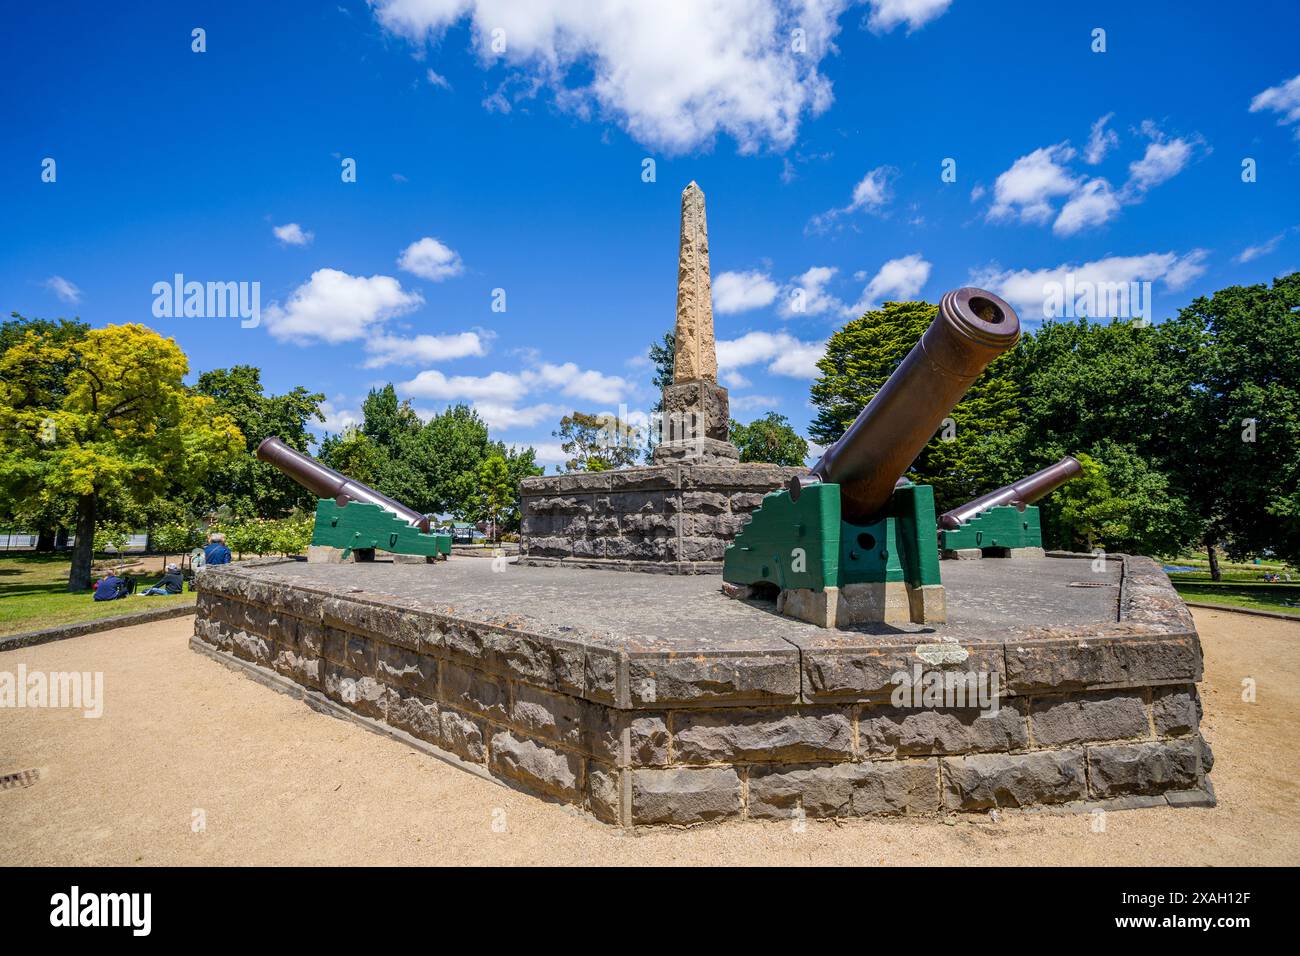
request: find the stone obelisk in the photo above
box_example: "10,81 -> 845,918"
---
653,182 -> 739,464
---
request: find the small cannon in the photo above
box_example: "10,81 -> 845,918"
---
723,288 -> 1020,627
257,437 -> 450,561
938,456 -> 1083,556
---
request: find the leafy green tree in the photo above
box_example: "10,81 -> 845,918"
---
319,427 -> 385,487
418,403 -> 497,515
644,331 -> 675,461
474,455 -> 513,542
0,323 -> 243,590
499,445 -> 543,531
1167,273 -> 1300,575
729,412 -> 808,465
989,316 -> 1205,557
358,384 -> 431,509
192,365 -> 325,518
555,411 -> 642,472
809,300 -> 1022,510
0,314 -> 89,548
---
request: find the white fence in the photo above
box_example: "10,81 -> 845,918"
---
0,532 -> 150,552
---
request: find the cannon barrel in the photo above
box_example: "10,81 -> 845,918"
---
797,287 -> 1021,524
256,436 -> 431,532
939,455 -> 1083,530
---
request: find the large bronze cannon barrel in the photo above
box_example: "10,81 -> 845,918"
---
256,436 -> 431,532
796,287 -> 1021,523
939,455 -> 1083,530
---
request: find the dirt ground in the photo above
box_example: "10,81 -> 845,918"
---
1,607 -> 1296,866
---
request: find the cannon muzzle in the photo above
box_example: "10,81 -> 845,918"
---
939,455 -> 1083,530
795,288 -> 1020,524
256,436 -> 431,532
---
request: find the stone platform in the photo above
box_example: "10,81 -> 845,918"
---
191,553 -> 1213,827
518,463 -> 805,573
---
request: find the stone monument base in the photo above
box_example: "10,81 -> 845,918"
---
519,463 -> 805,573
192,554 -> 1214,827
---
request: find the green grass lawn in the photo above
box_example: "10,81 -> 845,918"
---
1171,582 -> 1300,616
0,554 -> 195,638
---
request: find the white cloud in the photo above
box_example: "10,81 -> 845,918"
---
273,222 -> 314,246
779,265 -> 843,317
718,330 -> 825,379
847,253 -> 931,313
397,236 -> 465,281
721,368 -> 752,389
470,402 -> 562,430
314,398 -> 361,434
1125,137 -> 1193,193
849,166 -> 894,211
401,368 -> 526,404
43,275 -> 81,304
426,68 -> 452,89
399,360 -> 630,406
530,442 -> 570,467
809,166 -> 895,231
987,143 -> 1078,224
1053,177 -> 1120,236
263,269 -> 424,344
363,330 -> 490,368
729,393 -> 782,413
713,269 -> 779,314
865,0 -> 953,33
970,250 -> 1209,321
1235,232 -> 1287,264
371,0 -> 861,154
525,362 -> 630,404
1083,113 -> 1118,164
986,122 -> 1199,236
1249,73 -> 1300,140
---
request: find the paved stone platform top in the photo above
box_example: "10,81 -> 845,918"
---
201,553 -> 1200,708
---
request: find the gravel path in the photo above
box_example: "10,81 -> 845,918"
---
1,607 -> 1295,865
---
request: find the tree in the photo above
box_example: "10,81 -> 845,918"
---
1168,273 -> 1300,575
988,316 -> 1205,558
318,427 -> 384,486
417,403 -> 497,516
809,301 -> 1022,510
474,455 -> 513,543
0,314 -> 89,549
0,323 -> 242,590
555,411 -> 642,472
644,331 -> 675,461
192,365 -> 325,518
499,445 -> 543,532
361,385 -> 431,508
729,412 -> 808,465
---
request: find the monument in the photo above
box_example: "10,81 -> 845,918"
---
189,183 -> 1214,828
652,182 -> 738,465
517,182 -> 803,573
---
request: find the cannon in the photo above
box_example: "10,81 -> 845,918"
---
722,288 -> 1020,627
938,456 -> 1083,557
256,437 -> 450,561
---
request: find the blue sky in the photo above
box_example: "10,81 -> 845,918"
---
3,0 -> 1297,470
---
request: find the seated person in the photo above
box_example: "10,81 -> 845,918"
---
141,563 -> 184,596
202,532 -> 232,566
92,573 -> 132,601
